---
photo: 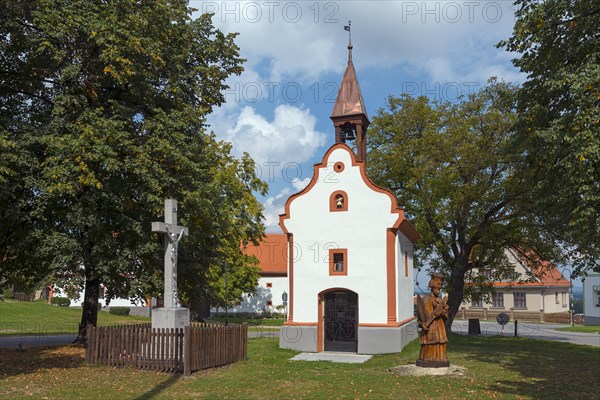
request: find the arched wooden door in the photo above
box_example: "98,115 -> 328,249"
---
323,290 -> 358,352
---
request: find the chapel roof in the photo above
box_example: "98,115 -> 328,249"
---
331,45 -> 368,119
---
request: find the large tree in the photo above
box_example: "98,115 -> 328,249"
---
368,80 -> 562,328
499,0 -> 600,274
0,0 -> 266,343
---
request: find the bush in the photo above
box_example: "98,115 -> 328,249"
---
261,307 -> 273,319
109,307 -> 130,316
51,297 -> 71,307
3,288 -> 13,298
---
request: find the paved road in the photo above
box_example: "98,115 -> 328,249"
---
0,333 -> 77,348
1,323 -> 597,348
451,320 -> 600,347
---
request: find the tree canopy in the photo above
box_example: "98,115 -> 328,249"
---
0,0 -> 266,342
367,80 -> 562,327
499,0 -> 600,274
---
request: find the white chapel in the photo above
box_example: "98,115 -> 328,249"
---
274,41 -> 421,354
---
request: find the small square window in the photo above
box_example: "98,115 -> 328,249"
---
266,300 -> 273,307
329,249 -> 348,276
266,282 -> 272,288
471,297 -> 483,308
492,292 -> 504,308
513,292 -> 526,308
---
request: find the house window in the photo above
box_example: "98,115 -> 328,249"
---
513,292 -> 526,308
555,292 -> 559,304
471,298 -> 483,308
492,292 -> 504,308
562,292 -> 567,307
266,282 -> 272,288
596,291 -> 600,306
329,249 -> 348,276
329,191 -> 348,212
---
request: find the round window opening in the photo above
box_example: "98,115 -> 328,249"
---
334,162 -> 345,173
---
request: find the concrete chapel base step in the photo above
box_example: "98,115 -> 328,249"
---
290,352 -> 372,363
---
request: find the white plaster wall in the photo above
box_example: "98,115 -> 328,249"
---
397,235 -> 414,321
230,276 -> 288,314
583,273 -> 600,320
60,286 -> 142,309
284,147 -> 404,324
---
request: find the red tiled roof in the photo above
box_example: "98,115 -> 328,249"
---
244,234 -> 288,276
496,255 -> 571,288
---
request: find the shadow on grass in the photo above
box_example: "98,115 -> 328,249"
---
0,345 -> 85,378
133,375 -> 181,400
452,333 -> 600,399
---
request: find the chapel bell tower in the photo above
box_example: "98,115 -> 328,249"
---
330,22 -> 369,163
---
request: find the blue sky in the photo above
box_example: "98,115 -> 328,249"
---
188,1 -> 584,286
189,1 -> 525,232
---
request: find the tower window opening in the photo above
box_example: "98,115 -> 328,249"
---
330,191 -> 348,212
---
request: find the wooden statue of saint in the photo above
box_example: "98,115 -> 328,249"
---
416,273 -> 450,367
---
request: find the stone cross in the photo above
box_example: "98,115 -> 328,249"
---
152,199 -> 189,308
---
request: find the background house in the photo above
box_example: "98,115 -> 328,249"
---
227,234 -> 288,315
460,249 -> 571,322
582,270 -> 600,326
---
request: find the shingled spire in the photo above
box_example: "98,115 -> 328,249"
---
331,21 -> 369,163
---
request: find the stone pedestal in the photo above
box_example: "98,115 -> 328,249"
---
151,307 -> 190,330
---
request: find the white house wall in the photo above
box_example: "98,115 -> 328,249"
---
228,276 -> 288,314
583,272 -> 600,326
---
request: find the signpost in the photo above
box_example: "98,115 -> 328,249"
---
282,291 -> 288,321
496,312 -> 509,336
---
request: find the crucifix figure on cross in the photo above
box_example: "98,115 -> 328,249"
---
152,199 -> 189,308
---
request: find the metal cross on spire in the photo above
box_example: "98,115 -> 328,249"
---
344,20 -> 352,61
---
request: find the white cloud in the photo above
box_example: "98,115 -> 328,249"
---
194,1 -> 520,84
211,104 -> 327,166
262,187 -> 291,232
291,177 -> 311,191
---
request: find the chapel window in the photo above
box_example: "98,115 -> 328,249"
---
329,249 -> 348,276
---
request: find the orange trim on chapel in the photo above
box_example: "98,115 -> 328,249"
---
287,233 -> 294,323
386,229 -> 397,323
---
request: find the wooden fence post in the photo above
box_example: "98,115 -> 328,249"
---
184,325 -> 191,376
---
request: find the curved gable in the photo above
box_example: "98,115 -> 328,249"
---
278,143 -> 420,243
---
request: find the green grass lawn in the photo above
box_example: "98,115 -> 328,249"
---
0,334 -> 598,399
555,325 -> 600,333
0,299 -> 149,336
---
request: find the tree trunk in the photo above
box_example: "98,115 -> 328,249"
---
74,273 -> 100,345
444,266 -> 466,332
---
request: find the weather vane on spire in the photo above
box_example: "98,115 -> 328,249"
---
344,20 -> 352,61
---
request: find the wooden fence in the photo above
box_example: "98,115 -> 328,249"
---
86,323 -> 248,375
13,292 -> 35,301
458,308 -> 577,324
